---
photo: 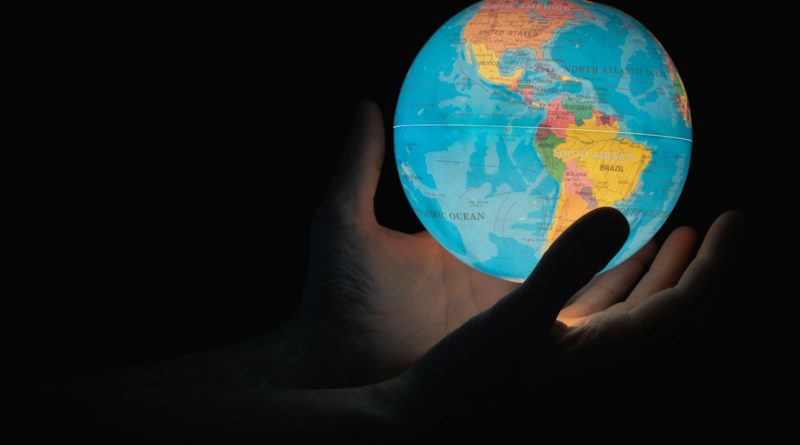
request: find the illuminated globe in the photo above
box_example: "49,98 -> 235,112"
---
395,0 -> 691,281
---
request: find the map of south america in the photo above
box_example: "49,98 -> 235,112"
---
534,99 -> 652,246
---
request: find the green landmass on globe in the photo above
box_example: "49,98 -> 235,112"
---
395,0 -> 692,281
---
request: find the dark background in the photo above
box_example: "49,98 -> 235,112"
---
31,0 -> 764,428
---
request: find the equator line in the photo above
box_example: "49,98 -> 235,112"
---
393,124 -> 693,143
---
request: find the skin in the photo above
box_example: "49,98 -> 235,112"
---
60,100 -> 744,440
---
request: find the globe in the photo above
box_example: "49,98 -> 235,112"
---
395,0 -> 691,281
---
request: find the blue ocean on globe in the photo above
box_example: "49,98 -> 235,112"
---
394,0 -> 692,281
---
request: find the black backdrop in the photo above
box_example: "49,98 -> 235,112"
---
32,0 -> 762,427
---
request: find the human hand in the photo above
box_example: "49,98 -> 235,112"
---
551,209 -> 743,373
282,100 -> 517,387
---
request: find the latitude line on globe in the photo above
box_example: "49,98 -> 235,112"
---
393,124 -> 693,143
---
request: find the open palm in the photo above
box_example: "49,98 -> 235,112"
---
300,102 -> 515,385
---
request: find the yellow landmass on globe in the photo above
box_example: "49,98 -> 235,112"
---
545,114 -> 652,246
465,43 -> 524,89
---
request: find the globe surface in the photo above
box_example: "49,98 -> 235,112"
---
395,0 -> 691,281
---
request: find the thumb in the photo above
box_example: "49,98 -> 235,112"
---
493,207 -> 630,342
321,100 -> 385,228
405,208 -> 629,405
